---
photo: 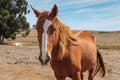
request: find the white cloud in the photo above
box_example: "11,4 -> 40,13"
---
58,0 -> 114,8
75,9 -> 92,14
73,16 -> 120,31
74,3 -> 120,19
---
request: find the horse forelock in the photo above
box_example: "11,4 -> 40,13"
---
37,11 -> 49,21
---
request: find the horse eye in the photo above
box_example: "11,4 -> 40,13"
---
49,27 -> 56,34
52,28 -> 56,34
52,28 -> 56,32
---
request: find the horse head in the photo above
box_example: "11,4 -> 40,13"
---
32,5 -> 59,64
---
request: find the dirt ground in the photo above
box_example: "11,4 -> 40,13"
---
0,30 -> 120,80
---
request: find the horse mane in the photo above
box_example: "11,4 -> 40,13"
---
54,18 -> 79,60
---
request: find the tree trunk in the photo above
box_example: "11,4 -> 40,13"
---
0,35 -> 4,44
0,35 -> 1,41
2,35 -> 4,42
0,24 -> 4,44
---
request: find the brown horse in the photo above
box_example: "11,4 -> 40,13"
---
32,4 -> 105,80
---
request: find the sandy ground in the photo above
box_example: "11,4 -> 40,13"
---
0,30 -> 120,80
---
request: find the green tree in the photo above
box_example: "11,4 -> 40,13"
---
0,0 -> 30,43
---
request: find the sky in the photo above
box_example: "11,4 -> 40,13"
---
26,0 -> 120,31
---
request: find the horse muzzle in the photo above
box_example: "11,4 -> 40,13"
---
39,53 -> 50,65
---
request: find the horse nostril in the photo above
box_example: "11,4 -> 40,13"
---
39,55 -> 43,64
45,55 -> 50,64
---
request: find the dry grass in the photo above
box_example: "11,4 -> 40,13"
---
97,45 -> 120,50
5,29 -> 120,50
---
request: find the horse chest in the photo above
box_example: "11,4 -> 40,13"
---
50,59 -> 78,76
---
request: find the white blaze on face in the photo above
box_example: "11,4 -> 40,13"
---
42,19 -> 51,63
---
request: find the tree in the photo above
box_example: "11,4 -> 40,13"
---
0,0 -> 30,43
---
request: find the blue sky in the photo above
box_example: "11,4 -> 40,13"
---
26,0 -> 120,31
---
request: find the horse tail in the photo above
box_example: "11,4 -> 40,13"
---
93,49 -> 106,77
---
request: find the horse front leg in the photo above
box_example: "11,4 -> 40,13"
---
81,73 -> 83,80
88,67 -> 94,80
72,72 -> 81,80
55,73 -> 65,80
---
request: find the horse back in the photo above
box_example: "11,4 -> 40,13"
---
74,31 -> 96,44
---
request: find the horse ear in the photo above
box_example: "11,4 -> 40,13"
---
51,4 -> 58,18
31,6 -> 41,17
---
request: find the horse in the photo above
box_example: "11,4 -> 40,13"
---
32,4 -> 105,80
